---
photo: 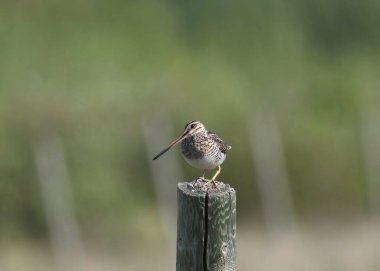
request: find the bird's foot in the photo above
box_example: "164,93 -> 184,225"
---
190,177 -> 223,191
191,177 -> 207,187
198,176 -> 209,182
204,179 -> 218,189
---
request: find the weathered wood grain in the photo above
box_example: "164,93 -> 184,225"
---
206,186 -> 236,271
176,182 -> 236,271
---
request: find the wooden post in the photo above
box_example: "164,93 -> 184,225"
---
176,182 -> 236,271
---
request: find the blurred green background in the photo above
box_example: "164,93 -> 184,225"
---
1,0 -> 380,270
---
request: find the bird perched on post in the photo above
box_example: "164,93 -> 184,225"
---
153,121 -> 231,184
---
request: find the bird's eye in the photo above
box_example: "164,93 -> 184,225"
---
190,124 -> 195,129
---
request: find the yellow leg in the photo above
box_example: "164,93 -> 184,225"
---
203,166 -> 221,188
211,165 -> 221,181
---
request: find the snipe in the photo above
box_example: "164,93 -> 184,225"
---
153,121 -> 231,183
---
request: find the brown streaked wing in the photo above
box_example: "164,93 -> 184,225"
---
207,131 -> 231,154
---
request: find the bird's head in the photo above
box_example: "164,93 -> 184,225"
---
182,121 -> 207,137
152,120 -> 206,160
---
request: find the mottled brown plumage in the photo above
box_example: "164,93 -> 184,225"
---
153,121 -> 231,181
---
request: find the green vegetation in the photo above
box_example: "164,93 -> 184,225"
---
1,0 -> 380,242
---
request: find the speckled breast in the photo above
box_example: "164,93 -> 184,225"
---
181,136 -> 225,169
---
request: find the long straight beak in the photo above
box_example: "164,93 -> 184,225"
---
153,132 -> 187,160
